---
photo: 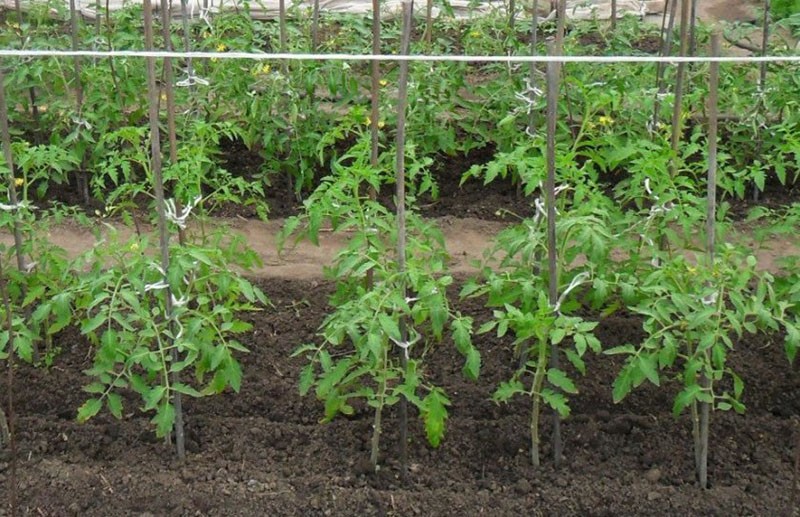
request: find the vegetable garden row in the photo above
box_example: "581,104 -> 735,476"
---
1,0 -> 800,513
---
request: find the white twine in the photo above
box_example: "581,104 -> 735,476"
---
1,49 -> 799,64
176,74 -> 210,87
553,271 -> 590,315
389,329 -> 420,361
0,201 -> 34,211
164,195 -> 202,229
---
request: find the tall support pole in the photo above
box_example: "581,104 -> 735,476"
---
394,0 -> 414,480
143,0 -> 185,459
545,41 -> 561,469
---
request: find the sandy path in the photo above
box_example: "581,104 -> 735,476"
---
2,215 -> 797,279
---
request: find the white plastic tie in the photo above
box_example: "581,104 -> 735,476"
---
165,195 -> 202,229
553,271 -> 590,315
176,74 -> 210,87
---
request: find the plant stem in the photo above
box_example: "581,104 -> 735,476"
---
394,0 -> 413,480
0,253 -> 18,517
370,351 -> 388,471
143,0 -> 185,460
546,35 -> 562,468
530,338 -> 548,466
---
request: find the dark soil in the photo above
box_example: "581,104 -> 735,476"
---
1,279 -> 799,516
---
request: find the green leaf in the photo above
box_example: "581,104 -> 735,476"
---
172,383 -> 203,398
153,402 -> 176,438
673,384 -> 701,417
422,389 -> 450,448
637,355 -> 660,386
463,347 -> 481,381
494,379 -> 525,402
143,386 -> 167,411
550,327 -> 566,345
547,368 -> 578,394
299,363 -> 315,395
77,398 -> 103,423
540,388 -> 570,418
106,393 -> 123,419
605,344 -> 636,355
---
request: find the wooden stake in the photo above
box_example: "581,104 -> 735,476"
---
546,40 -> 561,469
395,0 -> 414,480
143,0 -> 185,460
698,30 -> 720,492
669,0 -> 690,179
0,252 -> 18,517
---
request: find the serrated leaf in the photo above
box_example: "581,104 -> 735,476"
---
540,388 -> 570,418
106,393 -> 123,419
153,402 -> 176,438
673,384 -> 701,417
77,398 -> 103,423
637,355 -> 660,386
494,379 -> 525,402
463,347 -> 481,381
547,368 -> 578,394
422,389 -> 450,448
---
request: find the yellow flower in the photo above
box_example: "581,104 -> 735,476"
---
253,63 -> 271,76
129,242 -> 139,252
364,117 -> 371,127
14,177 -> 24,187
160,92 -> 167,102
469,31 -> 481,38
379,79 -> 388,87
377,120 -> 385,129
598,115 -> 614,126
216,43 -> 227,52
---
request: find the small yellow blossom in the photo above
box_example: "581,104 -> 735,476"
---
377,120 -> 385,129
365,117 -> 372,127
160,92 -> 167,102
253,63 -> 271,76
216,43 -> 227,52
598,115 -> 614,126
130,242 -> 139,252
379,79 -> 388,87
14,177 -> 24,187
469,31 -> 481,38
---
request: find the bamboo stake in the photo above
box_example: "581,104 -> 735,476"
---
698,31 -> 720,491
143,0 -> 186,460
13,0 -> 40,130
69,0 -> 90,205
425,0 -> 434,44
279,0 -> 288,73
509,0 -> 516,31
669,0 -> 690,179
753,0 -> 770,202
159,0 -> 178,165
652,0 -> 679,128
545,39 -> 561,469
0,252 -> 18,517
312,0 -> 321,50
395,0 -> 413,480
526,0 -> 539,136
370,0 -> 381,172
610,0 -> 617,33
0,70 -> 27,278
689,0 -> 698,57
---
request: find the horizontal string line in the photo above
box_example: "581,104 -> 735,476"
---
0,49 -> 799,63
